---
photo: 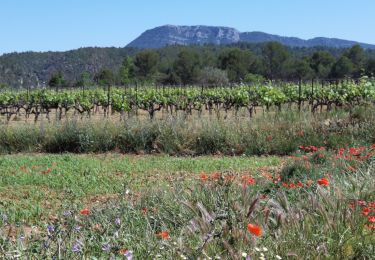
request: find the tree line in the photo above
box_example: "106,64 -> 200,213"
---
1,42 -> 375,89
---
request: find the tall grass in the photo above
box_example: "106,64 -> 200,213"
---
0,106 -> 374,155
1,146 -> 374,258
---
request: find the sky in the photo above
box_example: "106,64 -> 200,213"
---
1,0 -> 374,54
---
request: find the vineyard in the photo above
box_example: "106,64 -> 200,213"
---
1,79 -> 375,122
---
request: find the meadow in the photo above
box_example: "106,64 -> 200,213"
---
0,81 -> 375,259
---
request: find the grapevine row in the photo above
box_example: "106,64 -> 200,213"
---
0,79 -> 374,121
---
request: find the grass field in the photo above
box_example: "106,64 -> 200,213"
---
1,148 -> 374,259
0,154 -> 280,224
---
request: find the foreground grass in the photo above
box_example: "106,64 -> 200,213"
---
0,154 -> 280,224
0,147 -> 374,259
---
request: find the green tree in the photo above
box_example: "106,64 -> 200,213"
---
310,51 -> 335,78
218,48 -> 254,82
117,56 -> 134,85
284,59 -> 313,80
94,69 -> 115,87
198,67 -> 229,87
365,58 -> 375,77
330,56 -> 354,78
76,72 -> 91,88
133,50 -> 159,81
174,50 -> 201,85
344,45 -> 365,77
48,72 -> 66,91
262,42 -> 289,79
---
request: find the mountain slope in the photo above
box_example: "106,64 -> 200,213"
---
127,25 -> 375,49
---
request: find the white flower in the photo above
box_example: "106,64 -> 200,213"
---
242,252 -> 248,258
255,247 -> 261,252
262,247 -> 268,252
276,255 -> 282,260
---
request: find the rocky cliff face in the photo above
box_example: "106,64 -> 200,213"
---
127,25 -> 241,48
127,25 -> 375,49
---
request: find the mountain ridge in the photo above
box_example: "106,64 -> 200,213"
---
127,25 -> 375,49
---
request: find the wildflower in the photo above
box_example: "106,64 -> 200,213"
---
362,207 -> 370,216
317,178 -> 329,186
241,252 -> 248,258
80,208 -> 91,215
200,173 -> 208,181
289,183 -> 296,189
276,255 -> 282,260
262,247 -> 268,252
243,176 -> 255,185
74,226 -> 82,233
63,211 -> 72,217
119,248 -> 133,259
115,217 -> 121,226
72,239 -> 83,253
254,247 -> 261,252
211,172 -> 221,180
247,223 -> 262,236
47,225 -> 55,233
156,231 -> 169,239
297,181 -> 303,187
306,179 -> 314,186
358,200 -> 366,206
102,243 -> 111,252
266,135 -> 273,141
368,216 -> 375,223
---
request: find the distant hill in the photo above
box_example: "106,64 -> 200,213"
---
127,25 -> 375,49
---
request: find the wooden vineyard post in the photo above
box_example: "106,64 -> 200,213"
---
310,78 -> 314,106
298,78 -> 302,112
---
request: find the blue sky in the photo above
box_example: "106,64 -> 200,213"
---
1,0 -> 374,54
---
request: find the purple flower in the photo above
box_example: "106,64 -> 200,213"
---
74,225 -> 82,233
72,239 -> 83,253
47,225 -> 55,233
115,217 -> 121,226
63,211 -> 72,217
102,242 -> 111,252
123,250 -> 133,260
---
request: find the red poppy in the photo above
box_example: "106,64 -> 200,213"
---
317,178 -> 329,186
243,176 -> 255,185
289,183 -> 296,189
247,223 -> 262,236
41,168 -> 52,174
297,181 -> 303,187
156,231 -> 169,239
200,173 -> 208,181
368,216 -> 375,223
80,208 -> 91,215
211,172 -> 221,180
362,207 -> 370,216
